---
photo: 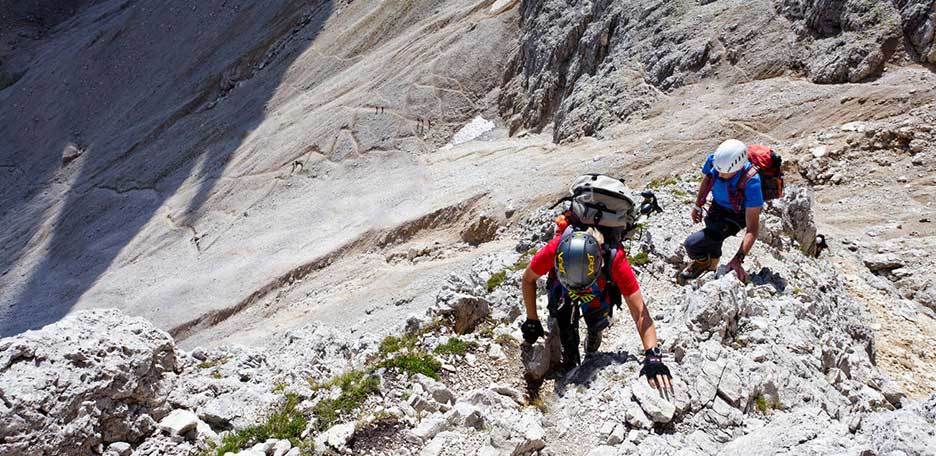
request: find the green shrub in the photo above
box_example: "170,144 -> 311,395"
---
433,338 -> 478,356
213,393 -> 308,455
379,336 -> 402,355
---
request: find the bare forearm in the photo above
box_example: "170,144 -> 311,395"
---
521,268 -> 540,320
625,291 -> 658,350
736,230 -> 757,258
695,175 -> 713,208
735,209 -> 761,260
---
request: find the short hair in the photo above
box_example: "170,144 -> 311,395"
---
585,227 -> 604,246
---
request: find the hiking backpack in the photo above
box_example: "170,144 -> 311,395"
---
548,174 -> 645,321
739,144 -> 784,203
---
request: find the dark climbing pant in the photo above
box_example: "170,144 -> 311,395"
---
548,302 -> 581,369
684,203 -> 746,260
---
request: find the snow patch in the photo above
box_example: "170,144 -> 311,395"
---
444,116 -> 495,149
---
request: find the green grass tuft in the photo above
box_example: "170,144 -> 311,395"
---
647,176 -> 679,189
378,353 -> 441,380
486,270 -> 507,292
755,395 -> 768,413
628,251 -> 650,266
433,338 -> 478,356
213,393 -> 308,455
754,394 -> 783,414
197,357 -> 228,370
312,370 -> 380,431
495,333 -> 516,347
379,336 -> 402,355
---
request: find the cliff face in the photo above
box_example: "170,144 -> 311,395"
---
498,0 -> 930,142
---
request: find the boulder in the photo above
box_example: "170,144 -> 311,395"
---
520,317 -> 562,381
0,310 -> 177,456
632,379 -> 676,423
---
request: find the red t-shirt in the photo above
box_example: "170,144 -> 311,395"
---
529,234 -> 640,297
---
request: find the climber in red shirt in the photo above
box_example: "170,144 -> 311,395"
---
520,226 -> 672,392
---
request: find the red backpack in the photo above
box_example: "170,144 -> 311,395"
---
732,145 -> 783,210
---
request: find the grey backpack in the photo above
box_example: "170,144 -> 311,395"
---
567,174 -> 638,229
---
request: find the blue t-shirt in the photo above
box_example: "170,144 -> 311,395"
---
701,154 -> 764,211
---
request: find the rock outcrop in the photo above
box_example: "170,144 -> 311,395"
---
499,0 -> 925,142
0,310 -> 178,455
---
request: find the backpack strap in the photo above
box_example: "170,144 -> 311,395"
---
603,244 -> 623,311
731,166 -> 760,212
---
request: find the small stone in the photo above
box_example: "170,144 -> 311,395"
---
106,442 -> 132,456
608,424 -> 626,445
445,402 -> 485,429
586,446 -> 617,456
414,374 -> 455,405
409,394 -> 439,413
314,422 -> 355,452
598,421 -> 616,439
272,439 -> 292,456
625,401 -> 653,429
410,413 -> 449,441
487,343 -> 506,360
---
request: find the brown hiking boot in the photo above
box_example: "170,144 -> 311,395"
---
677,258 -> 719,285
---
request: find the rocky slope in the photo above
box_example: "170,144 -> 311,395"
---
2,0 -> 936,455
2,187 -> 935,455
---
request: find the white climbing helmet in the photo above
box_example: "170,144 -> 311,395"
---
713,139 -> 749,174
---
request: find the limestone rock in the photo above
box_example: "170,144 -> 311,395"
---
520,317 -> 562,381
0,310 -> 177,456
415,374 -> 455,405
314,422 -> 355,454
632,379 -> 676,423
158,409 -> 199,437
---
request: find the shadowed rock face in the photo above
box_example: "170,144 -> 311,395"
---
894,0 -> 936,62
0,0 -> 336,337
0,0 -> 517,338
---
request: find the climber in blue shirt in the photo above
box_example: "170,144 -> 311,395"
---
678,139 -> 764,284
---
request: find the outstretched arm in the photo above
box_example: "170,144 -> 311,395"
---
521,267 -> 542,321
624,290 -> 657,351
626,290 -> 673,391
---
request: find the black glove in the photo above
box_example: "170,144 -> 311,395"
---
520,318 -> 545,344
639,347 -> 672,381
